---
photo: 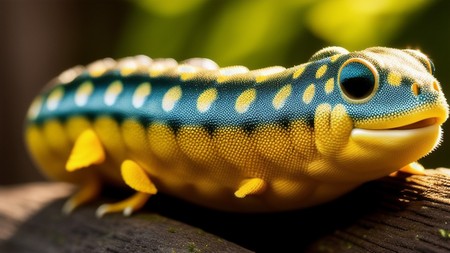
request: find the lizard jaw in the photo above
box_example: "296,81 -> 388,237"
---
351,123 -> 441,145
387,117 -> 437,130
340,123 -> 442,177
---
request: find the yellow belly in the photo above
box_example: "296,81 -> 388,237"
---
25,115 -> 361,211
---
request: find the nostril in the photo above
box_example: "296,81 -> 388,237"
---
432,81 -> 440,92
411,83 -> 420,96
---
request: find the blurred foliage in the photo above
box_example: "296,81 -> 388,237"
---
116,0 -> 449,168
119,0 -> 435,67
306,0 -> 433,49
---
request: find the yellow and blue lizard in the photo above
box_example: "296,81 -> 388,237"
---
24,47 -> 449,217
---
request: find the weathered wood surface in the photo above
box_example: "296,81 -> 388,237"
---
0,169 -> 449,252
0,183 -> 251,253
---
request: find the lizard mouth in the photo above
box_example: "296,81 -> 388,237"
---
346,119 -> 443,176
354,103 -> 448,131
388,117 -> 438,130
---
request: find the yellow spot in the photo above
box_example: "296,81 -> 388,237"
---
255,76 -> 268,83
120,64 -> 138,76
197,88 -> 218,113
180,73 -> 196,81
27,97 -> 43,119
149,69 -> 164,77
324,78 -> 334,94
177,65 -> 199,81
254,66 -> 286,83
118,57 -> 139,76
217,66 -> 249,83
432,81 -> 440,92
387,71 -> 402,86
411,83 -> 420,96
75,81 -> 94,107
87,58 -> 115,77
272,84 -> 292,110
293,65 -> 306,79
46,87 -> 64,111
235,88 -> 256,114
104,81 -> 123,106
302,84 -> 315,104
58,66 -> 84,83
330,54 -> 341,62
162,85 -> 182,112
132,82 -> 151,108
148,59 -> 177,77
315,65 -> 328,79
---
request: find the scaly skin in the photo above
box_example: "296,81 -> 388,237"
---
24,47 -> 448,216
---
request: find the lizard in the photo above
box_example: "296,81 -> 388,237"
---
24,46 -> 449,217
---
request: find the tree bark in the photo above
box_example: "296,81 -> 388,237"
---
0,169 -> 449,252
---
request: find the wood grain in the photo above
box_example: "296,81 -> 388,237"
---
0,169 -> 449,252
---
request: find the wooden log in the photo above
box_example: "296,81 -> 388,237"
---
0,183 -> 251,252
0,169 -> 449,252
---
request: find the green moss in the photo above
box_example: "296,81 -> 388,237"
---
345,242 -> 353,249
195,228 -> 206,235
187,242 -> 201,253
136,213 -> 167,222
438,228 -> 450,238
167,227 -> 177,233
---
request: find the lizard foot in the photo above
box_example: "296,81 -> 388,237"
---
63,177 -> 101,215
96,192 -> 150,218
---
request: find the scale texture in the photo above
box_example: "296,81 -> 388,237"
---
24,47 -> 449,215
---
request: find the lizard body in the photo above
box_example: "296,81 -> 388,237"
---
25,47 -> 448,216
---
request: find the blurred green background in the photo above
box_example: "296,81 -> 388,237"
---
1,0 -> 450,184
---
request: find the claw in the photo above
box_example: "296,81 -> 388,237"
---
62,177 -> 101,215
95,192 -> 150,218
95,160 -> 157,218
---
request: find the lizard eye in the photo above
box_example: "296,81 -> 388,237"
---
338,58 -> 378,103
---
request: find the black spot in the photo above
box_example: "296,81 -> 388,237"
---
277,118 -> 291,130
306,117 -> 314,128
202,122 -> 218,136
241,121 -> 257,134
167,119 -> 182,135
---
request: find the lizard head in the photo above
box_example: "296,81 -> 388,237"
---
306,47 -> 448,179
335,47 -> 447,176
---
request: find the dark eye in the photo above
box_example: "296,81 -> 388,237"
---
339,59 -> 378,103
